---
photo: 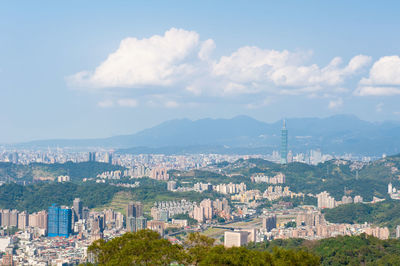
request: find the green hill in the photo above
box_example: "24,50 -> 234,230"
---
248,234 -> 400,265
0,161 -> 124,182
323,200 -> 400,231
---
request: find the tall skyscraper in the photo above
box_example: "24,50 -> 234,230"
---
126,202 -> 135,218
48,204 -> 59,237
58,208 -> 72,238
280,120 -> 288,164
262,215 -> 277,232
73,198 -> 83,220
126,202 -> 143,218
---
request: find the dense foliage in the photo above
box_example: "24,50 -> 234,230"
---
248,234 -> 400,265
323,200 -> 400,230
86,230 -> 320,266
0,178 -> 222,214
0,182 -> 123,213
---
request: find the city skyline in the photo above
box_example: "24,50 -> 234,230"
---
1,1 -> 400,142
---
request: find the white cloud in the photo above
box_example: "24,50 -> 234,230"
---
68,28 -> 375,107
328,98 -> 343,109
198,39 -> 215,61
360,56 -> 400,86
69,28 -> 200,88
357,56 -> 400,96
354,86 -> 400,96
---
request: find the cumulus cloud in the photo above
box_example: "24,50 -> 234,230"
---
198,39 -> 216,61
360,56 -> 400,85
213,50 -> 370,89
69,28 -> 200,88
68,28 -> 375,107
357,56 -> 400,96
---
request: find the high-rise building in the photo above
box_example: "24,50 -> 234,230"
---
82,207 -> 90,220
193,206 -> 204,223
317,191 -> 336,209
1,209 -> 10,227
9,210 -> 18,227
281,120 -> 288,164
48,204 -> 59,237
17,211 -> 28,230
200,199 -> 213,220
105,152 -> 113,164
73,198 -> 83,220
135,202 -> 143,218
127,216 -> 136,232
136,216 -> 147,231
262,215 -> 277,232
88,152 -> 96,162
58,208 -> 72,237
48,204 -> 72,237
126,202 -> 143,218
150,168 -> 169,181
126,202 -> 135,218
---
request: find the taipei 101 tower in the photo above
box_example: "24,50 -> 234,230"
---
281,120 -> 288,164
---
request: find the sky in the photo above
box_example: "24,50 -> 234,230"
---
1,0 -> 400,142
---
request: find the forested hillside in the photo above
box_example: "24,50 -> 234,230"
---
323,200 -> 400,231
248,234 -> 400,265
0,161 -> 124,182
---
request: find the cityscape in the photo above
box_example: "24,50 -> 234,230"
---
1,120 -> 400,265
1,1 -> 400,265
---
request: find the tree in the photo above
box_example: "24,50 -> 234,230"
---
184,232 -> 215,265
88,230 -> 185,265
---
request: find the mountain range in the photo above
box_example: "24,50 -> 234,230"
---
14,115 -> 400,156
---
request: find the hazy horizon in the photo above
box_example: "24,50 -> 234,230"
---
2,113 -> 399,145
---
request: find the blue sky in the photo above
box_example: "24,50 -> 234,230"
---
1,0 -> 400,142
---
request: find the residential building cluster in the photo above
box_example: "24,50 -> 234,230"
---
214,182 -> 247,195
251,173 -> 285,184
151,200 -> 196,222
262,186 -> 301,201
191,198 -> 231,223
317,191 -> 364,209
